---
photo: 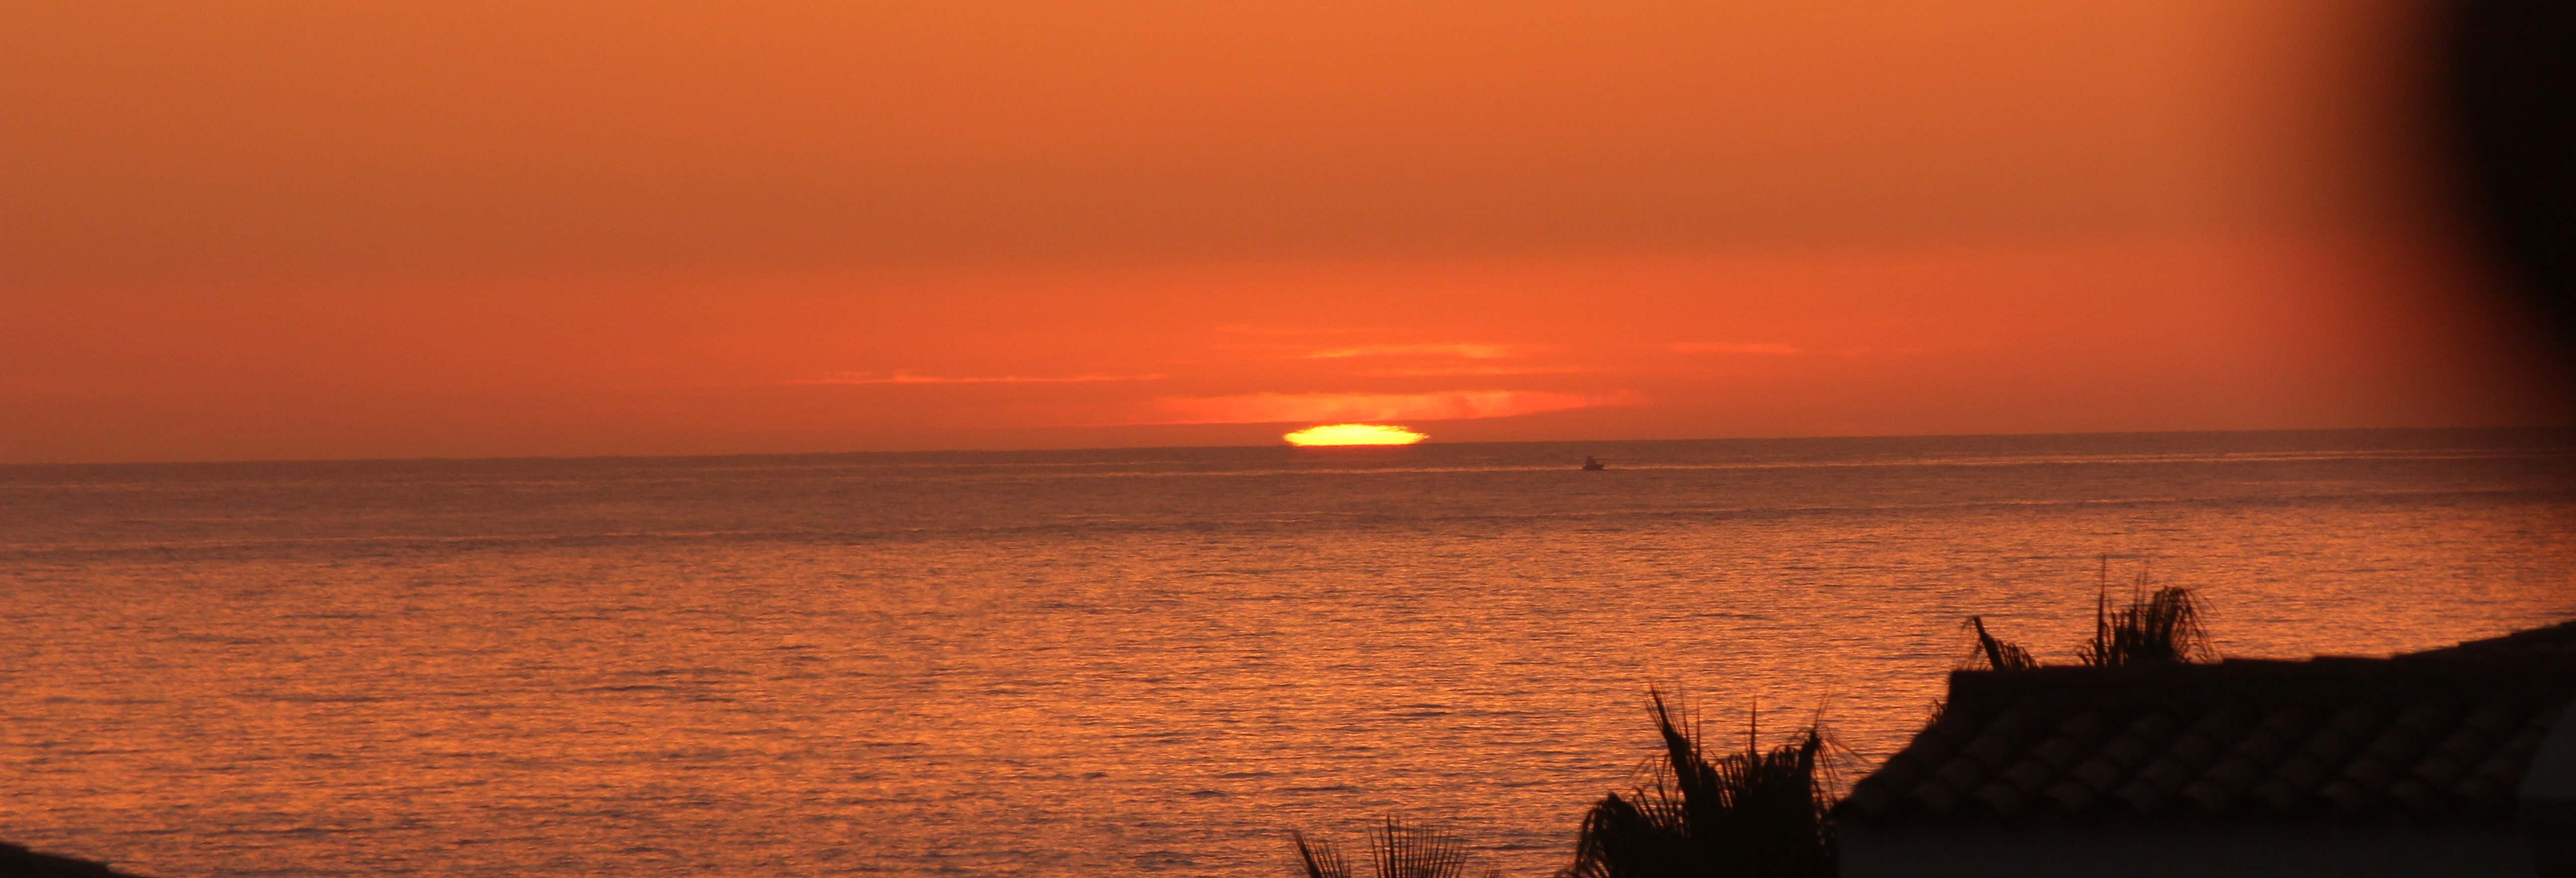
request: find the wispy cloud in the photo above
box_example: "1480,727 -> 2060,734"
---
1360,365 -> 1601,377
1144,389 -> 1643,424
1303,343 -> 1547,360
1214,323 -> 1390,336
785,370 -> 1167,386
1670,342 -> 1805,356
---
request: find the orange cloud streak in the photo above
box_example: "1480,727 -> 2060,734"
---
788,370 -> 1166,385
1147,390 -> 1642,425
1671,342 -> 1805,356
1361,365 -> 1599,377
1303,343 -> 1546,360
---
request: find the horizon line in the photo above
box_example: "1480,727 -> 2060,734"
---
5,424 -> 2569,470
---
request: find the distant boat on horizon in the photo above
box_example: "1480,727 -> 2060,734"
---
1581,455 -> 1606,471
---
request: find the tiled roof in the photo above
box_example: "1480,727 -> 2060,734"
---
1835,625 -> 2576,827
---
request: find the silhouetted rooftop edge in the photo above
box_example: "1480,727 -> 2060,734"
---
1837,618 -> 2576,827
0,841 -> 147,878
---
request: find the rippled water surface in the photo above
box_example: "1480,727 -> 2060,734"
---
4,430 -> 2575,876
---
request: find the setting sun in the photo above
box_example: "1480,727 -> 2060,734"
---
1282,424 -> 1429,446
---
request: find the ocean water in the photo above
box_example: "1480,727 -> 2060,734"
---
3,429 -> 2574,877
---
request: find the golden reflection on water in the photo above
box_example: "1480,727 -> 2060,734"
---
1,432 -> 2572,876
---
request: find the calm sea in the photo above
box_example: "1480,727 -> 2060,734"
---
4,430 -> 2574,877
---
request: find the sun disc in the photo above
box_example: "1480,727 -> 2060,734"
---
1283,423 -> 1428,446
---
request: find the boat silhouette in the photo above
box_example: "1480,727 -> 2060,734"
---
1581,455 -> 1606,471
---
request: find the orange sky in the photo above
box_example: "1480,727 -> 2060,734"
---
2,1 -> 2564,463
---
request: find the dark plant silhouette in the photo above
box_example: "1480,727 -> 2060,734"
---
2078,560 -> 2213,667
1961,560 -> 2216,670
1966,616 -> 2037,670
1295,830 -> 1354,878
1294,817 -> 1484,878
1560,691 -> 1834,878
